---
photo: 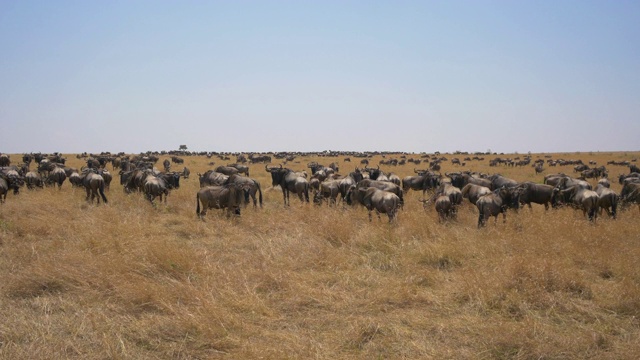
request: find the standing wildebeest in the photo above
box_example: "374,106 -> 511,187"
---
461,183 -> 492,205
142,172 -> 180,204
402,169 -> 440,196
0,154 -> 10,167
196,183 -> 245,218
226,174 -> 263,208
338,169 -> 364,201
551,186 -> 599,222
99,169 -> 112,190
476,186 -> 519,228
265,165 -> 310,205
595,183 -> 618,219
355,179 -> 404,206
313,179 -> 341,206
25,171 -> 44,189
515,182 -> 554,210
434,195 -> 454,222
163,159 -> 171,172
46,166 -> 67,189
79,169 -> 108,204
69,172 -> 82,187
346,185 -> 401,222
489,174 -> 519,190
182,167 -> 191,179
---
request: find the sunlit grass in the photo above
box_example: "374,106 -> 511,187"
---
1,151 -> 639,358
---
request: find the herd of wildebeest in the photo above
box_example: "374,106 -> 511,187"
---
1,150 -> 639,227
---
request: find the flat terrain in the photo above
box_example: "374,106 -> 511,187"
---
1,151 -> 639,359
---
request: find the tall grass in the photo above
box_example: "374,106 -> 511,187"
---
1,152 -> 639,359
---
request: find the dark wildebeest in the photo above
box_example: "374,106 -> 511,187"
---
620,181 -> 640,212
266,165 -> 310,205
215,165 -> 240,176
98,169 -> 112,190
595,183 -> 618,219
163,159 -> 171,172
489,174 -> 519,190
182,167 -> 191,179
143,174 -> 170,204
0,154 -> 10,167
346,185 -> 401,222
226,174 -> 263,208
355,179 -> 404,206
551,186 -> 599,222
227,163 -> 250,176
402,169 -> 440,196
69,172 -> 82,187
447,172 -> 492,189
461,183 -> 492,205
45,167 -> 67,189
434,195 -> 454,222
545,174 -> 592,190
515,182 -> 554,210
476,186 -> 519,228
79,169 -> 108,204
313,180 -> 341,206
338,169 -> 364,200
198,170 -> 229,187
196,183 -> 245,218
25,171 -> 44,190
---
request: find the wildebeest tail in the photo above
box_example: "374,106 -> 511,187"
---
257,181 -> 263,207
196,193 -> 201,215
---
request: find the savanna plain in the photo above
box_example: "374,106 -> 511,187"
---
1,151 -> 639,359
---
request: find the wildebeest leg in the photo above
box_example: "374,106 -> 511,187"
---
502,211 -> 507,223
85,188 -> 91,201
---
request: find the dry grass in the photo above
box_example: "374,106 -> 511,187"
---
1,151 -> 640,359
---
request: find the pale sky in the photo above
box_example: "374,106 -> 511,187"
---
1,1 -> 638,154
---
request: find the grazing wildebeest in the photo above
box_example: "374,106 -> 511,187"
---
265,165 -> 310,205
551,186 -> 599,222
163,159 -> 171,172
98,169 -> 112,190
595,183 -> 618,219
461,183 -> 492,206
69,172 -> 82,187
79,169 -> 108,204
337,169 -> 364,200
196,183 -> 245,218
346,185 -> 401,222
355,179 -> 404,206
515,182 -> 554,210
182,166 -> 191,179
476,186 -> 519,228
142,172 -> 180,204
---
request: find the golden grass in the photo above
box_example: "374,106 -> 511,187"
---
1,151 -> 640,359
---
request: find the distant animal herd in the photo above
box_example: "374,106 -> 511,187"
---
1,151 -> 639,228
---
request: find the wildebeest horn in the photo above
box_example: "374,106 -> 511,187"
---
265,164 -> 272,172
376,164 -> 380,169
279,164 -> 283,169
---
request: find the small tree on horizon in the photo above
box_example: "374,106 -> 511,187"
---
179,145 -> 188,150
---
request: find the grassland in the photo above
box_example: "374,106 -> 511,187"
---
1,151 -> 639,359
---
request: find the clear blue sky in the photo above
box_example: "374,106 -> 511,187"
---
1,1 -> 638,154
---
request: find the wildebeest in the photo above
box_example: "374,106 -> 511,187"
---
69,172 -> 82,187
99,169 -> 112,190
355,179 -> 404,206
227,163 -> 249,176
79,169 -> 108,204
545,174 -> 592,190
163,159 -> 171,172
489,174 -> 519,190
434,183 -> 463,210
595,183 -> 618,219
402,169 -> 440,195
0,154 -> 10,167
266,165 -> 310,205
551,186 -> 599,221
476,186 -> 519,228
215,165 -> 240,176
461,183 -> 492,205
46,167 -> 67,189
313,180 -> 341,206
337,169 -> 364,201
182,167 -> 191,179
226,174 -> 263,208
196,183 -> 244,218
346,185 -> 401,222
142,172 -> 180,204
447,172 -> 492,189
515,182 -> 554,210
25,171 -> 44,189
198,170 -> 230,187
